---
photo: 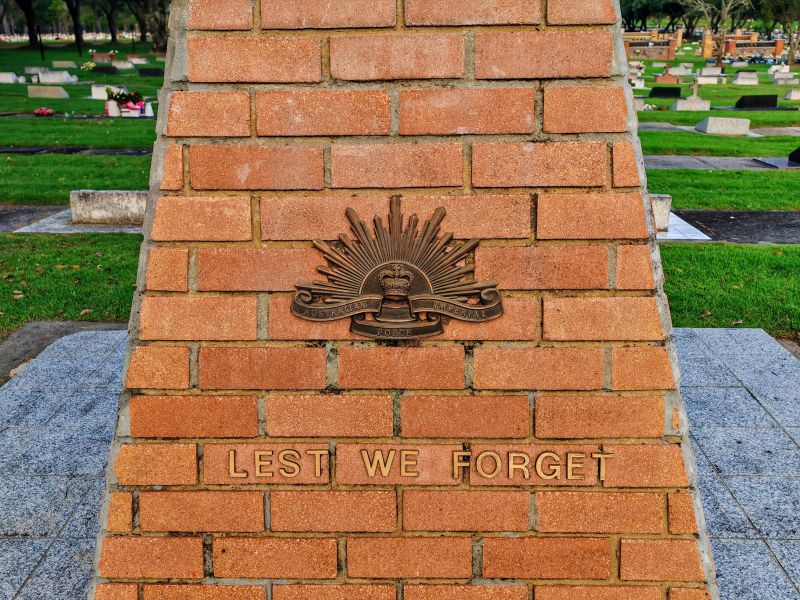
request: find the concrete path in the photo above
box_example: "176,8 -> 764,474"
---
644,155 -> 776,170
676,211 -> 800,244
1,329 -> 800,598
0,206 -> 64,233
13,209 -> 141,234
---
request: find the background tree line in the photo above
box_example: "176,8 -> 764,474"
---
1,0 -> 168,54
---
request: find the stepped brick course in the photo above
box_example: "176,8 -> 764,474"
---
92,0 -> 716,598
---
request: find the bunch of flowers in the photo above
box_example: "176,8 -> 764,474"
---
106,88 -> 144,112
80,61 -> 96,71
33,107 -> 55,117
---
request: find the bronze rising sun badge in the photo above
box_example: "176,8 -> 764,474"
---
291,198 -> 504,340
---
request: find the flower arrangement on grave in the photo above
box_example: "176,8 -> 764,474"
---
106,88 -> 144,111
81,61 -> 96,71
33,107 -> 55,117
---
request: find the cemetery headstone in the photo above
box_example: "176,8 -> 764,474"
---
754,146 -> 800,169
93,66 -> 119,75
27,85 -> 69,99
92,52 -> 114,64
654,74 -> 679,84
785,89 -> 800,101
91,84 -> 127,100
112,60 -> 135,70
735,94 -> 779,110
695,116 -> 751,135
650,86 -> 682,98
790,147 -> 800,165
672,81 -> 711,111
139,67 -> 165,77
776,78 -> 800,86
24,66 -> 48,74
129,57 -> 148,65
91,2 -> 716,599
732,60 -> 750,67
0,72 -> 18,84
699,66 -> 722,76
733,71 -> 759,85
53,60 -> 78,68
696,75 -> 725,85
38,71 -> 78,84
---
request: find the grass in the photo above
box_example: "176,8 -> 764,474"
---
639,131 -> 800,156
638,109 -> 800,129
0,116 -> 156,149
662,243 -> 800,337
0,233 -> 141,339
647,169 -> 800,211
0,154 -> 151,205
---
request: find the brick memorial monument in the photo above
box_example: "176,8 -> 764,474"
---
92,0 -> 718,598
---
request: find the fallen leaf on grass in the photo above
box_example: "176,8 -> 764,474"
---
700,311 -> 713,319
731,320 -> 744,325
79,309 -> 94,316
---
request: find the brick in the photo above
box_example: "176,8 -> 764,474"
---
613,141 -> 642,188
544,86 -> 627,133
95,584 -> 138,600
548,0 -> 617,24
399,88 -> 535,135
189,145 -> 324,191
602,444 -> 689,488
543,297 -> 665,342
273,586 -> 395,600
536,492 -> 663,534
167,92 -> 250,137
537,193 -> 648,240
616,245 -> 655,290
188,37 -> 321,83
268,296 -> 355,341
213,538 -> 337,579
199,347 -> 327,390
472,142 -> 607,188
151,196 -> 252,242
437,296 -> 540,341
267,394 -> 393,437
331,34 -> 464,80
535,587 -> 661,600
139,296 -> 258,341
130,395 -> 259,439
146,248 -> 188,292
483,537 -> 611,579
620,539 -> 705,582
127,346 -> 190,390
475,245 -> 609,290
139,491 -> 264,532
197,248 -> 318,292
262,0 -> 396,28
403,490 -> 529,531
160,144 -> 183,191
473,347 -> 605,391
338,346 -> 464,389
476,30 -> 613,79
115,443 -> 197,486
669,493 -> 699,534
260,194 -> 532,241
204,443 -> 330,484
402,394 -> 530,438
405,0 -> 540,25
669,590 -> 711,600
107,492 -> 132,533
406,587 -> 527,600
271,491 -> 396,532
468,444 -> 600,487
336,444 -> 461,485
99,537 -> 204,579
612,347 -> 677,391
143,586 -> 266,600
257,90 -> 390,136
331,144 -> 462,189
347,537 -> 472,579
535,395 -> 665,439
188,0 -> 253,30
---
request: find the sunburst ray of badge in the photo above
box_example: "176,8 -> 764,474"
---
292,198 -> 504,340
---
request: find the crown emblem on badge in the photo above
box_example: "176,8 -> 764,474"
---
291,198 -> 504,340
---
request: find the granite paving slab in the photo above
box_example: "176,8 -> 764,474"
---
676,210 -> 800,245
0,328 -> 798,598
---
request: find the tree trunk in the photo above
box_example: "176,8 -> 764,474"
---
64,0 -> 83,56
107,8 -> 118,43
788,23 -> 798,66
13,0 -> 39,48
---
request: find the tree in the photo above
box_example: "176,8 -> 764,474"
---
763,0 -> 800,63
93,0 -> 120,42
680,0 -> 754,63
13,0 -> 40,47
142,0 -> 168,51
125,0 -> 147,41
62,0 -> 83,54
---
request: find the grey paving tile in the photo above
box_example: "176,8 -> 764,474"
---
15,539 -> 94,600
47,392 -> 118,438
725,354 -> 800,390
0,540 -> 49,600
2,426 -> 113,476
0,427 -> 35,471
697,475 -> 758,538
695,328 -> 789,357
673,328 -> 709,357
691,434 -> 715,474
0,389 -> 66,432
678,353 -> 740,387
0,476 -> 91,537
752,388 -> 800,427
769,541 -> 800,589
727,477 -> 800,539
683,387 -> 777,429
711,539 -> 800,600
62,479 -> 104,539
694,427 -> 800,476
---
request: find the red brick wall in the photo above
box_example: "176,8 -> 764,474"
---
93,0 -> 716,598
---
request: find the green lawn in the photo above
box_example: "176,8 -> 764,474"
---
0,117 -> 156,149
0,233 -> 141,338
639,131 -> 800,156
639,109 -> 800,128
647,169 -> 800,211
662,243 -> 800,337
0,154 -> 151,205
